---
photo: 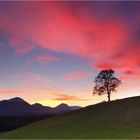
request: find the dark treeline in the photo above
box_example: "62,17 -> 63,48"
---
0,115 -> 54,132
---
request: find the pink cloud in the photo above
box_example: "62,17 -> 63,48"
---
96,62 -> 116,70
0,3 -> 128,56
124,70 -> 133,75
25,85 -> 62,91
26,54 -> 59,66
50,92 -> 88,101
64,70 -> 91,81
0,2 -> 139,77
12,73 -> 52,84
15,43 -> 35,56
0,90 -> 25,94
35,54 -> 59,65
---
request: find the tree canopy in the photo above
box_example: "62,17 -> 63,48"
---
93,69 -> 121,102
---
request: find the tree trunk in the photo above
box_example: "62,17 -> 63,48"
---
107,92 -> 111,102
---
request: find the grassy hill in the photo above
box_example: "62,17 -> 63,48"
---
1,96 -> 140,139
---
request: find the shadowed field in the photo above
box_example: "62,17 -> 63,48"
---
1,96 -> 140,139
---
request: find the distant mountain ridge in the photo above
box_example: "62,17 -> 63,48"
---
0,97 -> 81,116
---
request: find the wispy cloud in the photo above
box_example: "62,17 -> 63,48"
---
35,54 -> 59,65
0,90 -> 25,94
50,92 -> 89,101
12,73 -> 52,84
64,70 -> 91,81
25,85 -> 62,91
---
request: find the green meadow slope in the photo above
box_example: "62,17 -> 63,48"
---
1,96 -> 140,139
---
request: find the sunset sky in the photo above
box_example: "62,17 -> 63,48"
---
0,1 -> 140,107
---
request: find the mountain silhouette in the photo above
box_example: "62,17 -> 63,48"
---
53,103 -> 71,113
9,97 -> 28,103
0,97 -> 81,116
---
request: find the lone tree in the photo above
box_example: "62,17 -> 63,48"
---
93,69 -> 121,102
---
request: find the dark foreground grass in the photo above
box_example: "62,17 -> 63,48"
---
1,96 -> 140,139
